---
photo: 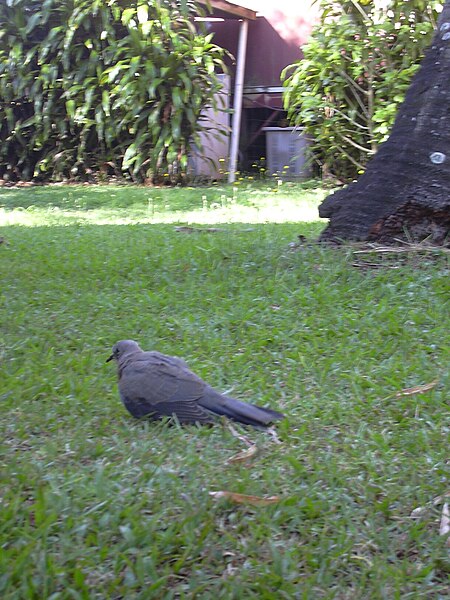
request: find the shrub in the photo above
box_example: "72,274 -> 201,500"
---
282,0 -> 441,181
0,0 -> 227,183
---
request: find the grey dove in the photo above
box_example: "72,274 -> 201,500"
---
106,340 -> 285,427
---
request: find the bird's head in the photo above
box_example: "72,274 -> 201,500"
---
106,340 -> 142,363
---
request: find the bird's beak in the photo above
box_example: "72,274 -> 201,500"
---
106,354 -> 114,363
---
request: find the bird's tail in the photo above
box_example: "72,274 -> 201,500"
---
200,386 -> 285,428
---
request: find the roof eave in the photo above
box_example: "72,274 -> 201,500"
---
197,0 -> 257,20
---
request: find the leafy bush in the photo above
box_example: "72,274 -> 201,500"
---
0,0 -> 227,183
282,0 -> 441,181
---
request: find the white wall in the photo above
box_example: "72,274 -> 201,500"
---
188,74 -> 230,179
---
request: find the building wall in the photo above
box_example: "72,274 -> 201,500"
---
208,0 -> 318,90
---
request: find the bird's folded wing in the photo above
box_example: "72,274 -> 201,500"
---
119,357 -> 206,406
141,400 -> 214,423
121,392 -> 214,422
143,350 -> 191,371
119,358 -> 213,422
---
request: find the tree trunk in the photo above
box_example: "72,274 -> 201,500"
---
318,1 -> 450,246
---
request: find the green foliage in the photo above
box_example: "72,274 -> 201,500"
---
0,0 -> 227,183
282,0 -> 441,181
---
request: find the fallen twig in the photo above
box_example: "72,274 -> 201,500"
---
353,243 -> 449,255
439,503 -> 450,545
226,423 -> 255,448
266,426 -> 282,444
352,261 -> 400,269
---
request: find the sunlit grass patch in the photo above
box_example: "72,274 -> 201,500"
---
0,181 -> 327,226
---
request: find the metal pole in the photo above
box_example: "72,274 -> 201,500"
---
228,19 -> 248,184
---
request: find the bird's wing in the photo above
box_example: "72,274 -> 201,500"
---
122,395 -> 214,423
144,350 -> 191,370
118,353 -> 212,422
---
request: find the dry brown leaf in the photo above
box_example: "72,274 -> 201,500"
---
226,445 -> 258,464
395,380 -> 438,397
174,226 -> 195,233
439,503 -> 450,538
209,491 -> 281,506
174,226 -> 224,233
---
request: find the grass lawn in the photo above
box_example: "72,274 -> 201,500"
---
1,182 -> 449,598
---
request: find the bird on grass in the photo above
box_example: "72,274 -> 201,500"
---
107,340 -> 285,428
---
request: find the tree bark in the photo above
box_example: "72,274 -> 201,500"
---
318,1 -> 450,246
